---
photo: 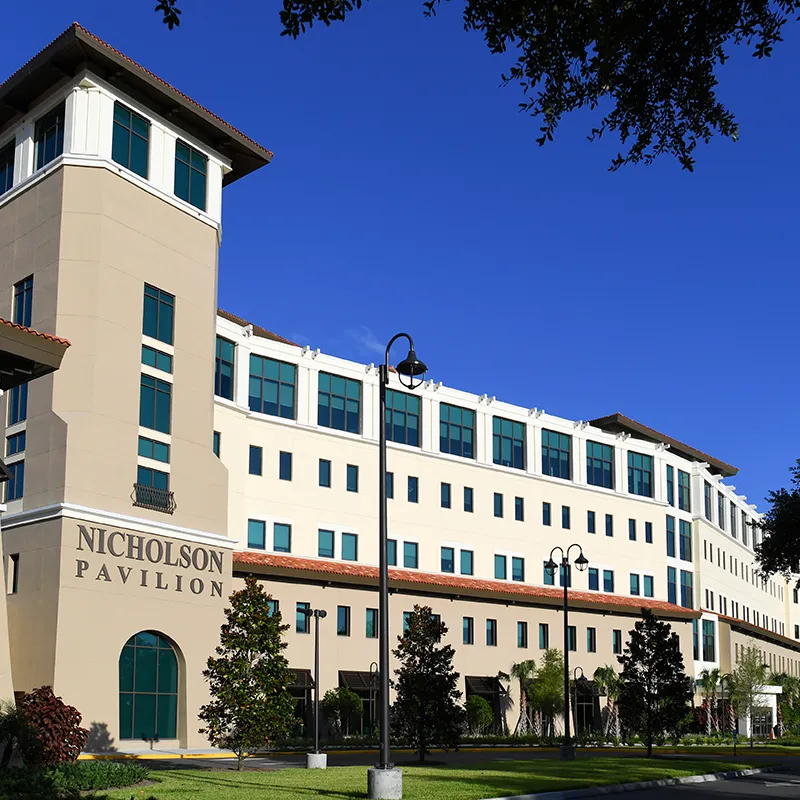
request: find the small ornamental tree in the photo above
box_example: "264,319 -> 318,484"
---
18,686 -> 88,766
465,695 -> 493,736
729,647 -> 769,746
199,577 -> 296,769
531,649 -> 564,744
593,665 -> 621,740
320,687 -> 362,739
617,609 -> 693,756
391,605 -> 466,761
510,660 -> 536,736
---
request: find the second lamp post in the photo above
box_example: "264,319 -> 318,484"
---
301,606 -> 327,769
544,544 -> 589,761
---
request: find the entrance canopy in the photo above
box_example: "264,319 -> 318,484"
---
0,319 -> 70,391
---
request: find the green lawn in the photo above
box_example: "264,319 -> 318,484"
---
99,757 -> 758,800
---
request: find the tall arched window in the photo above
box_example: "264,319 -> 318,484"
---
119,631 -> 178,740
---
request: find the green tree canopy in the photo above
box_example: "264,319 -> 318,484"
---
510,659 -> 537,736
729,647 -> 769,747
198,577 -> 296,769
755,460 -> 800,582
617,609 -> 693,756
465,695 -> 494,736
531,648 -> 563,744
593,665 -> 621,740
321,687 -> 363,739
391,605 -> 466,761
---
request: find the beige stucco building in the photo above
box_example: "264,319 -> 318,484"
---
0,24 -> 797,751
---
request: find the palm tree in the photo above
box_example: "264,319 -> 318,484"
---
769,672 -> 800,735
510,660 -> 537,736
698,668 -> 720,735
593,665 -> 621,739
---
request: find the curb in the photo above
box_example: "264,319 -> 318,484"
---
480,765 -> 782,800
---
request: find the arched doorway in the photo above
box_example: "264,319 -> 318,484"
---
119,631 -> 178,741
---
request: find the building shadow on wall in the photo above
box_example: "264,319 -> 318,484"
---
85,721 -> 118,753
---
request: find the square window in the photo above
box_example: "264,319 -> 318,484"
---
318,529 -> 334,559
273,523 -> 291,553
627,451 -> 654,498
494,493 -> 503,518
441,547 -> 455,573
319,459 -> 331,487
408,476 -> 419,503
441,482 -> 451,509
247,519 -> 265,549
347,464 -> 359,492
464,487 -> 474,512
440,403 -> 475,459
494,554 -> 507,580
493,416 -> 526,470
385,389 -> 421,446
586,441 -> 614,488
460,550 -> 474,575
342,533 -> 358,562
542,429 -> 571,480
249,446 -> 263,476
403,542 -> 418,569
318,372 -> 361,433
267,599 -> 279,616
141,344 -> 173,374
279,451 -> 293,481
250,355 -> 296,419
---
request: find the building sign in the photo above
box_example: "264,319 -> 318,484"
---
75,524 -> 225,597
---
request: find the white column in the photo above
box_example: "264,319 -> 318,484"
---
234,338 -> 251,409
614,443 -> 626,494
420,391 -> 434,453
476,407 -> 491,465
362,371 -> 376,441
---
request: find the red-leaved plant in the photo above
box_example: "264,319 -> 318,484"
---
19,686 -> 88,766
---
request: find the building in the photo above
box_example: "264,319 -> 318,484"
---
0,24 -> 797,750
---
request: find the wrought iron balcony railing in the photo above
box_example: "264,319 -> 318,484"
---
132,483 -> 176,514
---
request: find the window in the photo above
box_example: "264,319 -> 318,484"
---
562,506 -> 571,529
586,441 -> 614,488
342,533 -> 358,562
138,436 -> 169,463
6,461 -> 24,501
319,459 -> 331,487
388,539 -> 397,566
495,555 -> 507,580
645,521 -> 653,544
0,140 -> 13,196
539,623 -> 549,649
679,520 -> 692,562
718,492 -> 725,530
7,553 -> 19,595
337,606 -> 351,636
460,550 -> 474,575
628,519 -> 636,541
318,529 -> 334,558
174,139 -> 207,210
249,355 -> 296,419
34,103 -> 64,169
512,557 -> 525,582
517,621 -> 528,648
408,476 -> 419,503
702,619 -> 715,661
742,511 -> 749,547
605,514 -> 613,537
627,452 -> 653,497
486,619 -> 497,646
385,389 -> 420,446
560,565 -> 571,588
142,285 -> 174,345
386,472 -> 394,499
588,568 -> 599,591
567,625 -> 577,651
464,487 -> 474,512
543,562 -> 555,586
249,446 -> 263,476
247,519 -> 265,549
494,493 -> 503,518
678,470 -> 691,512
318,372 -> 362,433
214,337 -> 235,400
630,573 -> 640,595
441,483 -> 451,509
403,542 -> 418,569
587,511 -> 596,534
730,503 -> 737,538
693,619 -> 699,660
493,416 -> 525,469
515,497 -> 524,522
704,482 -> 713,521
112,102 -> 149,177
141,344 -> 173,373
463,617 -> 474,645
666,515 -> 676,557
439,403 -> 475,458
139,375 -> 171,434
12,277 -> 32,328
587,627 -> 597,653
6,431 -> 25,457
666,465 -> 674,506
119,632 -> 178,740
296,602 -> 310,634
612,629 -> 623,655
441,547 -> 455,573
280,452 -> 293,481
643,575 -> 654,597
347,464 -> 359,492
603,570 -> 614,593
543,502 -> 551,526
680,570 -> 693,609
542,429 -> 571,479
366,608 -> 378,638
274,523 -> 291,553
212,431 -> 221,458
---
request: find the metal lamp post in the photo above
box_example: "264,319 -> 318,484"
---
544,544 -> 589,761
573,666 -> 584,743
301,607 -> 328,769
368,333 -> 427,800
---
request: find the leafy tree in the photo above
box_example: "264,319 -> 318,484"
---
729,647 -> 769,746
771,672 -> 800,735
18,687 -> 88,767
617,609 -> 693,757
531,648 -> 564,744
698,668 -> 721,735
320,687 -> 363,739
391,605 -> 466,761
593,665 -> 621,740
198,577 -> 296,770
510,660 -> 536,736
158,0 -> 800,171
755,460 -> 800,582
465,695 -> 494,737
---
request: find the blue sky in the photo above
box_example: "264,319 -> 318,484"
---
4,3 -> 799,508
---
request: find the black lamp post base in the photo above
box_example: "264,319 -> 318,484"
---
559,744 -> 576,761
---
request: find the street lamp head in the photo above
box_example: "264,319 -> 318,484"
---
317,609 -> 328,619
574,552 -> 589,572
395,348 -> 427,389
300,607 -> 313,618
544,557 -> 558,576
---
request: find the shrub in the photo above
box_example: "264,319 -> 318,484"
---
465,695 -> 493,736
321,687 -> 363,739
0,760 -> 148,798
19,687 -> 88,767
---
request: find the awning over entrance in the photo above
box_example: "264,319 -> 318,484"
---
339,671 -> 378,692
289,668 -> 314,689
0,319 -> 70,391
466,676 -> 508,696
575,676 -> 600,697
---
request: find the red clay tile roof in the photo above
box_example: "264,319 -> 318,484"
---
712,610 -> 800,652
0,318 -> 70,347
234,552 -> 699,618
217,309 -> 299,347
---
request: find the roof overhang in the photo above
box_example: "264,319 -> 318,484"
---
590,413 -> 737,477
0,24 -> 271,185
717,612 -> 800,653
0,321 -> 70,391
